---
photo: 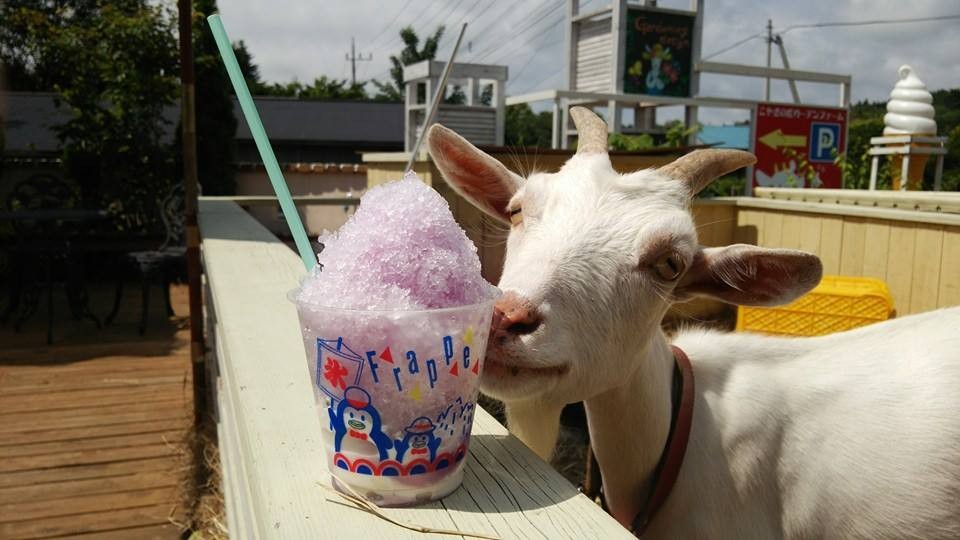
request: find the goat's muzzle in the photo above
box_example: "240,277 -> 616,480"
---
491,292 -> 543,344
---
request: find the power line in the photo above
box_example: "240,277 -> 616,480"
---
487,11 -> 564,65
515,68 -> 562,94
702,13 -> 960,62
473,1 -> 564,63
412,0 -> 460,44
366,0 -> 414,50
436,0 -> 490,53
780,13 -> 960,33
465,0 -> 559,62
701,32 -> 765,61
509,34 -> 561,86
461,0 -> 539,58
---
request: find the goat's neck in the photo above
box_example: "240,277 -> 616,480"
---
584,331 -> 674,527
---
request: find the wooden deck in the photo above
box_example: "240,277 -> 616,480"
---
0,284 -> 194,539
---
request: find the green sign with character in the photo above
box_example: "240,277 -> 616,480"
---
623,8 -> 695,97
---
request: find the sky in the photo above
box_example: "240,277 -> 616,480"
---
216,0 -> 960,125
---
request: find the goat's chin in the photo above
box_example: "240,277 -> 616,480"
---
479,348 -> 569,401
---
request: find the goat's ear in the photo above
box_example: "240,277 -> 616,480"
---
676,244 -> 823,306
427,124 -> 520,223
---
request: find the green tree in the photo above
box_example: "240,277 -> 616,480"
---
2,1 -> 180,230
190,0 -> 237,196
233,39 -> 269,95
372,25 -> 445,102
504,104 -> 552,148
253,76 -> 369,100
298,76 -> 368,100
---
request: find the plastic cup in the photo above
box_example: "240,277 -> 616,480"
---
290,291 -> 498,506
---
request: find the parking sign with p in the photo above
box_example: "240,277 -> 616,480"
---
810,122 -> 841,163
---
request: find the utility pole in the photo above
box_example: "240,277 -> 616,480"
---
774,35 -> 801,103
346,37 -> 372,85
764,19 -> 772,101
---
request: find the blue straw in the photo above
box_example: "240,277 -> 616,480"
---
207,14 -> 316,271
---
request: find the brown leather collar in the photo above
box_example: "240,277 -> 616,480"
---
631,345 -> 695,536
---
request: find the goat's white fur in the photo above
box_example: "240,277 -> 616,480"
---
426,118 -> 960,538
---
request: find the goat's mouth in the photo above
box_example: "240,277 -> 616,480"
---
482,358 -> 569,379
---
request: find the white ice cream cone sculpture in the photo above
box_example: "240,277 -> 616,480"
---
884,65 -> 937,190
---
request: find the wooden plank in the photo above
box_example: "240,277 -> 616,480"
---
0,470 -> 178,505
862,219 -> 891,280
0,400 -> 188,434
54,523 -> 183,540
693,204 -> 739,247
0,430 -> 185,459
0,383 -> 187,413
886,223 -> 917,313
939,227 -> 960,307
711,204 -> 737,246
0,354 -> 186,372
731,196 -> 960,227
0,283 -> 193,537
0,396 -> 186,424
736,209 -> 762,245
798,214 -> 822,253
691,204 -> 716,246
0,365 -> 187,386
839,217 -> 867,276
909,225 -> 944,314
0,456 -> 181,489
0,441 -> 183,474
0,503 -> 182,539
818,216 -> 844,275
780,212 -> 802,249
754,186 -> 960,213
0,418 -> 189,447
761,210 -> 784,247
0,340 -> 188,365
0,486 -> 180,523
0,374 -> 187,396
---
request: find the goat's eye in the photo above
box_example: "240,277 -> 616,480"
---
508,207 -> 522,226
652,252 -> 685,281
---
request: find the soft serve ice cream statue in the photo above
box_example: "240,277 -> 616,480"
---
883,65 -> 937,189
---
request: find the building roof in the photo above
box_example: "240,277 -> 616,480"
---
697,125 -> 750,150
1,92 -> 404,154
233,98 -> 403,144
1,92 -> 71,153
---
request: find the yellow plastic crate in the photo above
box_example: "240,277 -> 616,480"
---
736,276 -> 894,337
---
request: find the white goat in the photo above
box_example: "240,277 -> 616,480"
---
426,107 -> 960,539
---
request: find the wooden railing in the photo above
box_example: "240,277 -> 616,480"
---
696,191 -> 960,315
198,199 -> 630,539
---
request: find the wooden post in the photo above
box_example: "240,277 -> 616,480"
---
179,0 -> 206,423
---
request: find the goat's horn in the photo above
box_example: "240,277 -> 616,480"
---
570,106 -> 608,155
659,149 -> 757,196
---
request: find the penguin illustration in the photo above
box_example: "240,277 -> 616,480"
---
394,416 -> 442,463
328,386 -> 392,460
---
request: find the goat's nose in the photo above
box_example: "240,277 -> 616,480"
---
492,293 -> 543,336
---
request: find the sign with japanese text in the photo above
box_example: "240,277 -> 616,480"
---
623,8 -> 695,97
753,103 -> 848,189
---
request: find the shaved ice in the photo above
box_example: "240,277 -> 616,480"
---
292,172 -> 499,506
296,172 -> 497,310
